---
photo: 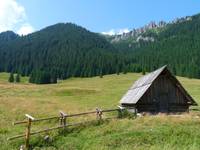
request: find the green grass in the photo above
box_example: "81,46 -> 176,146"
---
0,72 -> 200,150
0,73 -> 29,84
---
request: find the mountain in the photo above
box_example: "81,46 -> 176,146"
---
106,16 -> 192,50
0,31 -> 19,44
0,23 -> 123,84
0,13 -> 200,84
109,21 -> 165,43
106,14 -> 200,78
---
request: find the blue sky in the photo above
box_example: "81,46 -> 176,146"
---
1,0 -> 200,35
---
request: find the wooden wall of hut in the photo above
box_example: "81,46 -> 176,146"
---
136,70 -> 189,113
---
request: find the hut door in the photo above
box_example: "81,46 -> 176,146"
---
159,94 -> 168,113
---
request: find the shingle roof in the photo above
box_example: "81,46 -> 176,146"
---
120,65 -> 197,106
120,65 -> 167,105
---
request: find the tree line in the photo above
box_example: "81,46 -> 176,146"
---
0,23 -> 127,84
1,14 -> 200,84
127,13 -> 200,78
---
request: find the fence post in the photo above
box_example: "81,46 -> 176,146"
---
117,106 -> 125,118
8,107 -> 120,149
96,108 -> 102,120
59,113 -> 63,126
25,114 -> 35,150
59,111 -> 67,129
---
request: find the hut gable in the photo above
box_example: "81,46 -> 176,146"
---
120,65 -> 197,113
120,66 -> 166,104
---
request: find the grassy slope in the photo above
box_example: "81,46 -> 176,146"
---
0,73 -> 200,150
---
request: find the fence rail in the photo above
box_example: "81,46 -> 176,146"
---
8,107 -> 122,150
13,108 -> 119,125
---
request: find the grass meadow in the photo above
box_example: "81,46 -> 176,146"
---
0,72 -> 200,150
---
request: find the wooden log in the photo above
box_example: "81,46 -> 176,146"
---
25,114 -> 35,120
67,111 -> 97,117
25,119 -> 31,149
13,120 -> 27,125
96,108 -> 99,120
29,121 -> 91,136
12,109 -> 119,125
96,108 -> 103,120
8,122 -> 89,140
59,116 -> 63,126
59,111 -> 67,128
102,108 -> 119,113
59,111 -> 67,117
24,114 -> 34,149
13,116 -> 59,125
7,134 -> 26,141
13,111 -> 97,125
63,117 -> 67,127
8,115 -> 119,141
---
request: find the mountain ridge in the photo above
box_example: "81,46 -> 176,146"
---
0,13 -> 200,84
0,23 -> 122,84
105,15 -> 193,43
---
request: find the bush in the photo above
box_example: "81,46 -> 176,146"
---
118,108 -> 137,119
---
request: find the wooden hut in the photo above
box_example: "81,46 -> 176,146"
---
120,65 -> 197,113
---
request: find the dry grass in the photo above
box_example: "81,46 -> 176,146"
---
0,72 -> 200,149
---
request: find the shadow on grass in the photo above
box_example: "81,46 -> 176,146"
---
28,119 -> 115,150
11,110 -> 134,149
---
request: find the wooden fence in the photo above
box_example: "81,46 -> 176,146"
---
8,107 -> 122,150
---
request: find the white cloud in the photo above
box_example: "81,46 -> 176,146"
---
102,29 -> 116,36
102,28 -> 130,36
0,0 -> 34,35
117,28 -> 130,35
17,23 -> 34,35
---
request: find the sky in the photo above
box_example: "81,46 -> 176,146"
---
0,0 -> 200,35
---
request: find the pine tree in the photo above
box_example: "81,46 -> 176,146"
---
123,64 -> 127,74
8,73 -> 14,83
29,71 -> 36,83
142,69 -> 146,75
99,69 -> 103,78
116,65 -> 120,75
16,74 -> 21,83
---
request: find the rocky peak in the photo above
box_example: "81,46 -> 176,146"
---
110,20 -> 166,43
171,16 -> 192,24
109,16 -> 192,43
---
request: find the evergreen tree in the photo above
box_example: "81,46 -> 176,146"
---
8,73 -> 14,83
16,74 -> 21,83
99,69 -> 103,78
142,69 -> 146,75
116,64 -> 120,75
123,64 -> 128,74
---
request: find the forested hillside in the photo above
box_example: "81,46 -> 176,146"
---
0,13 -> 200,84
111,13 -> 200,78
0,23 -> 124,84
0,31 -> 18,44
